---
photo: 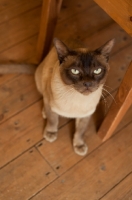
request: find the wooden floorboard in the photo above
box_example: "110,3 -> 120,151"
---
101,173 -> 132,200
0,0 -> 132,199
0,0 -> 42,25
55,4 -> 113,42
36,118 -> 101,176
0,74 -> 19,86
0,7 -> 41,53
83,22 -> 132,54
106,43 -> 132,89
0,35 -> 38,63
31,123 -> 132,200
58,0 -> 95,22
0,100 -> 69,168
0,74 -> 40,124
0,147 -> 57,200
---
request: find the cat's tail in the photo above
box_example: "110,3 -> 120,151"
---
0,63 -> 37,74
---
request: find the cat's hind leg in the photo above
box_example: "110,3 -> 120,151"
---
43,100 -> 59,142
73,116 -> 90,156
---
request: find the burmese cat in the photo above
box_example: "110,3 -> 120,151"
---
35,38 -> 114,156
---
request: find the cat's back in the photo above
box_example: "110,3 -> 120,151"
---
35,47 -> 58,94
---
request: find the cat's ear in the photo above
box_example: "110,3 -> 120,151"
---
53,38 -> 69,64
96,39 -> 115,61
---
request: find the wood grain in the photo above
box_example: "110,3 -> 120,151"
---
101,173 -> 132,200
0,74 -> 19,86
0,75 -> 40,124
0,0 -> 42,24
98,61 -> 132,141
54,5 -> 112,42
0,7 -> 41,53
36,0 -> 62,63
58,0 -> 95,22
32,122 -> 132,200
0,148 -> 57,200
0,35 -> 38,63
0,100 -> 69,168
116,105 -> 132,133
94,0 -> 132,36
106,44 -> 132,90
83,23 -> 132,54
98,90 -> 132,135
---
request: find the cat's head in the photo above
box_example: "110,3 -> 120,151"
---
53,38 -> 115,95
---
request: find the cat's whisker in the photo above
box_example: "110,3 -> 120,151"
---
103,84 -> 113,90
102,91 -> 114,104
101,93 -> 108,113
102,88 -> 116,104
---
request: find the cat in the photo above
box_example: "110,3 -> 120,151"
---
35,38 -> 115,156
0,38 -> 114,155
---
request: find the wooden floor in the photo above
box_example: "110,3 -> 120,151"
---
0,0 -> 132,199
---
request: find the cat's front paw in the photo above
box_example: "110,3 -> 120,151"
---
43,130 -> 58,142
74,143 -> 88,156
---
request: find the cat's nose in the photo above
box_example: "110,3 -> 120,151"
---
83,82 -> 92,88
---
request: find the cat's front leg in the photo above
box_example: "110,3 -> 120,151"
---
73,116 -> 90,156
42,105 -> 46,119
43,100 -> 59,142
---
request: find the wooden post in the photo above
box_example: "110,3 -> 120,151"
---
36,0 -> 62,64
98,61 -> 132,142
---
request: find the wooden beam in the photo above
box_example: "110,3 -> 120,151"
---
36,0 -> 62,64
98,61 -> 132,141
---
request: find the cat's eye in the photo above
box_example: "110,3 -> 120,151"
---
94,68 -> 102,75
71,69 -> 80,75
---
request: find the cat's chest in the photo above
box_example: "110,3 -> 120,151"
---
50,87 -> 102,118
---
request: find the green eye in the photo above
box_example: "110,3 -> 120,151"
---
71,69 -> 80,75
94,68 -> 102,75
